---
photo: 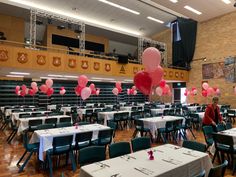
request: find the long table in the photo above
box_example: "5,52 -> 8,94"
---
30,124 -> 110,161
141,116 -> 184,137
80,144 -> 212,177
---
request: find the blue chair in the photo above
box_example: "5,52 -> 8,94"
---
109,141 -> 131,158
78,146 -> 106,166
46,135 -> 76,177
202,126 -> 214,151
182,140 -> 207,152
131,137 -> 151,152
208,160 -> 228,177
91,129 -> 113,148
17,132 -> 39,172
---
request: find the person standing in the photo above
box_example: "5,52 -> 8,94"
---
202,97 -> 225,131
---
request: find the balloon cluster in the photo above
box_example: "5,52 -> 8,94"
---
202,82 -> 220,97
15,84 -> 28,97
155,79 -> 171,96
184,87 -> 197,97
28,82 -> 38,96
59,87 -> 66,95
134,47 -> 164,95
127,86 -> 137,95
112,82 -> 122,96
40,79 -> 54,97
75,75 -> 100,100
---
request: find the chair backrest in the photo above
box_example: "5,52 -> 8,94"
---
212,133 -> 234,152
19,113 -> 31,118
59,117 -> 71,123
97,129 -> 113,145
109,141 -> 131,158
78,146 -> 106,166
107,121 -> 117,137
182,140 -> 207,152
52,135 -> 73,153
131,137 -> 151,152
208,160 -> 228,177
202,126 -> 214,146
163,109 -> 169,116
56,122 -> 72,128
28,119 -> 43,127
113,113 -> 121,121
45,118 -> 58,124
225,122 -> 232,129
78,121 -> 90,125
216,123 -> 225,132
37,123 -> 54,130
75,131 -> 93,149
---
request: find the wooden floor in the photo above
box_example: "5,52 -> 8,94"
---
0,125 -> 234,177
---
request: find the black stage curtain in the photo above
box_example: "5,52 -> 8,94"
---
172,17 -> 197,69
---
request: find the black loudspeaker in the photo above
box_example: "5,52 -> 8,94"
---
118,55 -> 128,64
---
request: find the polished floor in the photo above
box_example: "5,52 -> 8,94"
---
0,124 -> 234,177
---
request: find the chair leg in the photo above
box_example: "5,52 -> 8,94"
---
17,150 -> 27,166
8,130 -> 17,143
188,128 -> 196,139
47,153 -> 53,177
7,130 -> 15,141
132,130 -> 137,138
18,151 -> 33,172
69,151 -> 76,172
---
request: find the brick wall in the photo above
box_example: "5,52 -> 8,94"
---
152,11 -> 236,107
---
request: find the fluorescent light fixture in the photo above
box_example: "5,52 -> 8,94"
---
10,72 -> 30,75
48,74 -> 63,77
98,0 -> 140,15
222,0 -> 231,4
90,79 -> 102,82
40,77 -> 68,80
147,16 -> 164,24
6,75 -> 24,78
63,75 -> 78,78
169,0 -> 178,3
123,79 -> 133,82
9,0 -> 141,36
184,5 -> 202,15
91,77 -> 115,81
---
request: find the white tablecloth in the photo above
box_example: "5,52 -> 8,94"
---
98,111 -> 131,125
141,116 -> 184,137
5,106 -> 35,116
187,106 -> 198,112
30,124 -> 111,161
11,111 -> 51,124
47,105 -> 57,110
16,115 -> 71,133
80,144 -> 212,177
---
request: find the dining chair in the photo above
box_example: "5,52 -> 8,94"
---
46,135 -> 76,177
78,146 -> 106,166
208,160 -> 228,177
28,119 -> 43,132
182,140 -> 207,152
216,123 -> 225,132
202,126 -> 214,151
59,117 -> 71,123
56,122 -> 72,128
17,131 -> 39,172
91,129 -> 113,148
132,119 -> 153,142
131,137 -> 151,152
109,141 -> 131,158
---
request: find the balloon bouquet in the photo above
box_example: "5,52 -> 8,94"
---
127,86 -> 137,103
39,79 -> 54,110
29,82 -> 38,105
134,47 -> 167,101
112,82 -> 122,105
59,87 -> 66,105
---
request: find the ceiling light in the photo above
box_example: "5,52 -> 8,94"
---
98,0 -> 140,15
147,16 -> 164,24
90,79 -> 102,82
9,0 -> 141,36
123,79 -> 133,82
222,0 -> 231,4
184,5 -> 202,15
10,72 -> 30,75
40,77 -> 68,80
169,0 -> 178,3
6,75 -> 24,78
48,74 -> 63,77
91,77 -> 115,81
63,75 -> 78,78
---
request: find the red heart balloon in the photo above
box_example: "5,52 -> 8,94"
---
134,71 -> 152,95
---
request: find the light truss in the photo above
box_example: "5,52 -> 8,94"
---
138,38 -> 167,66
29,9 -> 85,51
